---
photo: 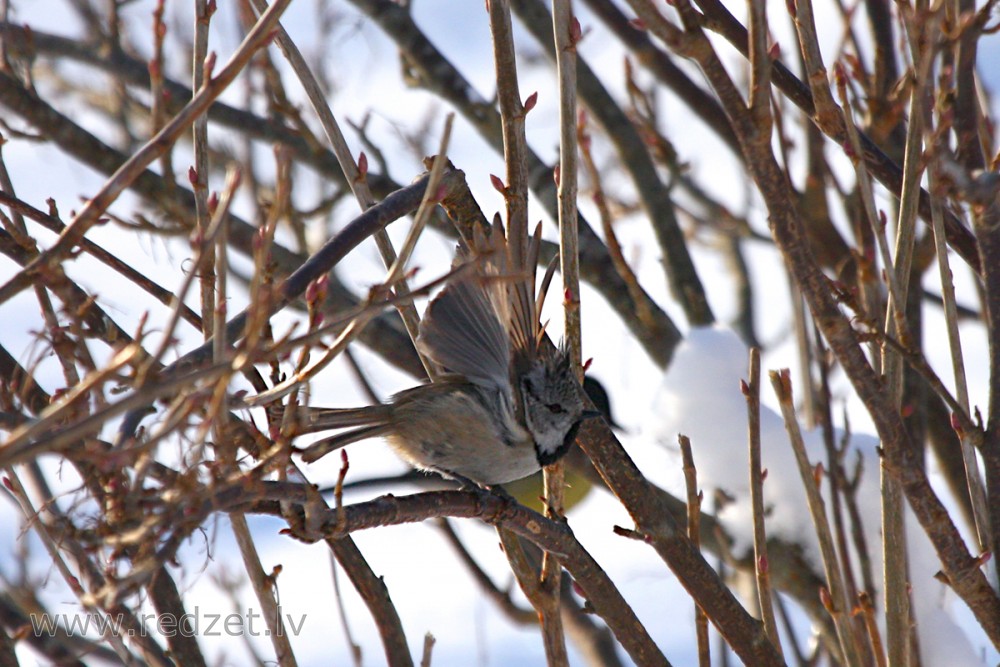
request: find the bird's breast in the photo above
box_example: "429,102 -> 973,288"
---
387,385 -> 538,484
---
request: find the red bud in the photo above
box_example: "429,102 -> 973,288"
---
490,174 -> 506,194
305,274 -> 329,304
524,91 -> 538,113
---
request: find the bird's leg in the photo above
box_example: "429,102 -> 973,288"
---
438,469 -> 481,492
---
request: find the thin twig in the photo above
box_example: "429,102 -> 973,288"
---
489,0 -> 531,264
329,552 -> 364,667
231,514 -> 297,666
678,435 -> 710,667
193,0 -> 214,339
744,349 -> 782,656
326,537 -> 414,667
420,633 -> 435,667
545,2 -> 579,664
769,369 -> 862,667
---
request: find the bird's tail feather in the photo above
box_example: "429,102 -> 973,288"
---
296,405 -> 391,434
298,424 -> 393,463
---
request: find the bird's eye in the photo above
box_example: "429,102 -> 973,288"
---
546,403 -> 564,414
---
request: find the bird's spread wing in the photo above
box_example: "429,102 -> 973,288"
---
418,216 -> 549,390
480,216 -> 542,360
417,263 -> 512,390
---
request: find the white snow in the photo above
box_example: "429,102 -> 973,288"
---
651,325 -> 990,666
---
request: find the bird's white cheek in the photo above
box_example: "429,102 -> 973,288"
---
534,428 -> 563,457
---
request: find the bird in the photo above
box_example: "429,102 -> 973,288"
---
295,217 -> 594,486
322,375 -> 620,509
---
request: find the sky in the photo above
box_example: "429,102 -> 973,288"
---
1,0 -> 999,665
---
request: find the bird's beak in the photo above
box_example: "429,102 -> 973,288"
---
582,409 -> 603,420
